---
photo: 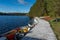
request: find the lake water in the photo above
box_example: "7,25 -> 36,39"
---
0,16 -> 30,34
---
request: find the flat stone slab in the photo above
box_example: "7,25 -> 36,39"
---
22,18 -> 57,40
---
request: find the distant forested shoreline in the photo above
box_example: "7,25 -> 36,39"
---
0,12 -> 27,16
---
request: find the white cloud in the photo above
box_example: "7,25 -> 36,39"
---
18,0 -> 27,5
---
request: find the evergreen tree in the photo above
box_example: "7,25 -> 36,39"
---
29,0 -> 60,17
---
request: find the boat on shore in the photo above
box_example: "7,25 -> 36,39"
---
0,17 -> 38,40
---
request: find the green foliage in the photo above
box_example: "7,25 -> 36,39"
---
29,0 -> 60,17
29,0 -> 44,17
50,20 -> 60,40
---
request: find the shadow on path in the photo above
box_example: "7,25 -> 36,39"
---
22,36 -> 46,40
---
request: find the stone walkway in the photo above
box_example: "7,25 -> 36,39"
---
22,18 -> 57,40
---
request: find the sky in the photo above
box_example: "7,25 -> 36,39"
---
0,0 -> 36,13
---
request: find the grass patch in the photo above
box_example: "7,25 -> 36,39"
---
50,21 -> 60,40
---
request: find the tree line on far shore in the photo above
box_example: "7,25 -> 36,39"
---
0,12 -> 27,16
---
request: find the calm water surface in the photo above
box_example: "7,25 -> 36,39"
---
0,16 -> 30,34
